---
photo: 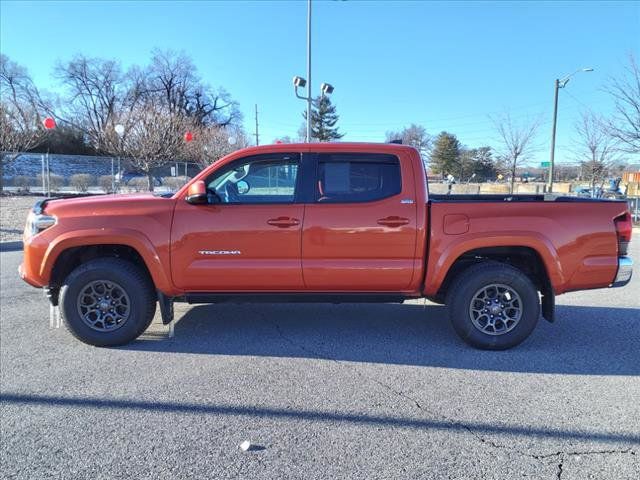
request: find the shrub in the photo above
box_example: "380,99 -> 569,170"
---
36,174 -> 64,192
98,175 -> 116,193
14,176 -> 34,192
128,177 -> 148,192
70,174 -> 94,193
162,176 -> 190,191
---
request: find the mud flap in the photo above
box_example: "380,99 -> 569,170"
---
157,290 -> 174,325
541,288 -> 555,323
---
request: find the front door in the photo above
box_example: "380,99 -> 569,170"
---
171,153 -> 304,291
302,152 -> 418,291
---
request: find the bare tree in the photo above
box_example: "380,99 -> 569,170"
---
0,55 -> 47,191
142,49 -> 241,128
54,55 -> 135,153
273,135 -> 295,144
604,54 -> 640,154
492,113 -> 540,193
108,102 -> 192,191
573,111 -> 624,195
186,124 -> 249,169
385,123 -> 432,160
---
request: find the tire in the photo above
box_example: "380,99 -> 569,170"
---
446,261 -> 540,350
59,258 -> 156,347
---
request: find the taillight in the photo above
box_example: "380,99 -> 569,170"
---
614,212 -> 632,256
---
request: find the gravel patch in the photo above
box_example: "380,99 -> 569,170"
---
0,195 -> 39,242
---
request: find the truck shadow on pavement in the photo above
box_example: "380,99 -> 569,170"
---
125,303 -> 640,376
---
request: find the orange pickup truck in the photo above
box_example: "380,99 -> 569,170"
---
20,143 -> 633,349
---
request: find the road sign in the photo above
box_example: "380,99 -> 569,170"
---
540,161 -> 550,167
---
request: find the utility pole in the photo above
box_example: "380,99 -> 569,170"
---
548,78 -> 560,193
254,104 -> 260,146
306,0 -> 312,143
547,67 -> 593,193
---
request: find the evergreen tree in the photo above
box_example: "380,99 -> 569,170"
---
303,95 -> 344,142
430,132 -> 461,177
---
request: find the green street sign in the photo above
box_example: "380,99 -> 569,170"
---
540,161 -> 550,167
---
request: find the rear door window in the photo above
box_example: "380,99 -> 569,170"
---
316,153 -> 401,203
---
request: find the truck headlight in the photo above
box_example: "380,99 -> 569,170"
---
26,213 -> 57,237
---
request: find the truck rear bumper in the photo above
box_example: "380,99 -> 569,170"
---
611,256 -> 633,288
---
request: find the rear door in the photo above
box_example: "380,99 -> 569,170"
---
301,152 -> 418,291
171,152 -> 305,291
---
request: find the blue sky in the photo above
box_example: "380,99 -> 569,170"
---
1,0 -> 639,165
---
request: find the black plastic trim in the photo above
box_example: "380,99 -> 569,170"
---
157,290 -> 174,325
183,293 -> 408,304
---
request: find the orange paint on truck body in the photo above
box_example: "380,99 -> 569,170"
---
20,143 -> 630,299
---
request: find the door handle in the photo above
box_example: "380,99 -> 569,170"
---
377,216 -> 410,227
267,217 -> 300,228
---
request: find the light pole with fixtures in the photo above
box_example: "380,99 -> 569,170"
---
548,67 -> 593,192
293,0 -> 336,142
293,76 -> 335,142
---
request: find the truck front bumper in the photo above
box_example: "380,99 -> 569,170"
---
611,256 -> 633,288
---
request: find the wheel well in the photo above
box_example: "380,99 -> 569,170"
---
435,246 -> 552,302
50,244 -> 152,289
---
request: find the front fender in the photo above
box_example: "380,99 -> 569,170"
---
41,228 -> 178,295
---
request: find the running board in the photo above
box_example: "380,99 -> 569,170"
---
183,293 -> 408,304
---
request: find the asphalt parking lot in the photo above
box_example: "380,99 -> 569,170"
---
1,242 -> 639,479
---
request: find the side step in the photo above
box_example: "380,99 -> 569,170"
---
183,293 -> 408,305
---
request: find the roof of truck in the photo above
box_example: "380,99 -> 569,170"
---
231,142 -> 418,155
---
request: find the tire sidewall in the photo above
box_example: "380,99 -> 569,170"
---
449,265 -> 540,350
60,260 -> 154,347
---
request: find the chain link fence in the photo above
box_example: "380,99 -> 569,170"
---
2,153 -> 204,195
3,154 -> 640,225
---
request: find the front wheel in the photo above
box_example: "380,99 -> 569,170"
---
446,262 -> 540,350
59,258 -> 156,347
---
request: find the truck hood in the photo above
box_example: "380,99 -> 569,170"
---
38,193 -> 175,218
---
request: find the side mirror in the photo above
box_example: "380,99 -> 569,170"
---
236,180 -> 250,195
185,180 -> 208,205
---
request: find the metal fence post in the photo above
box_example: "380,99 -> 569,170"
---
46,152 -> 51,196
41,154 -> 46,194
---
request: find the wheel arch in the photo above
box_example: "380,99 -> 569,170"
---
430,246 -> 554,304
42,229 -> 176,296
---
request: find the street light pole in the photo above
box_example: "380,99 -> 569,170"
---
548,78 -> 560,193
306,0 -> 312,143
547,67 -> 593,193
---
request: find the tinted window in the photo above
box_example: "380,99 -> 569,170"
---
316,154 -> 401,203
206,154 -> 299,204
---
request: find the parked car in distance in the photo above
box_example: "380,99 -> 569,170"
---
20,143 -> 634,350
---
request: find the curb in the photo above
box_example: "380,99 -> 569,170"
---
0,241 -> 23,252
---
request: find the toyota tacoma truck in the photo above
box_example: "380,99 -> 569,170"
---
19,143 -> 634,349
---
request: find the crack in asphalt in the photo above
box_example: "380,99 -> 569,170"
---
262,315 -> 637,477
556,457 -> 564,480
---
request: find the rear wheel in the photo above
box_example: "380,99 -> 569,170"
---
59,258 -> 156,346
446,262 -> 540,350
